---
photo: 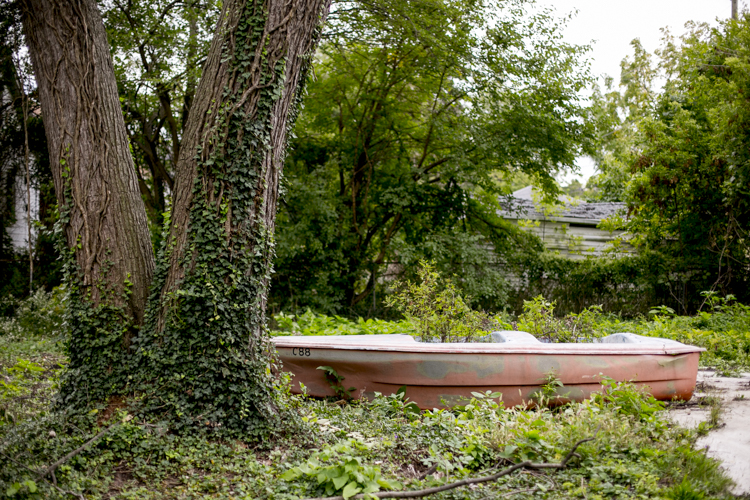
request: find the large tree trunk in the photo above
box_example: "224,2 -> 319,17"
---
135,0 -> 330,434
21,0 -> 155,404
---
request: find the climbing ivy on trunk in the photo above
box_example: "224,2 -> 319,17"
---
21,0 -> 330,437
133,0 -> 330,437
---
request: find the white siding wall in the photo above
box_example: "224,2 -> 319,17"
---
8,176 -> 38,251
513,219 -> 633,259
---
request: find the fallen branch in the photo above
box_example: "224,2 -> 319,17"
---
39,421 -> 120,481
305,435 -> 597,500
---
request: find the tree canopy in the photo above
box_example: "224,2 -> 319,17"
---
590,18 -> 750,311
271,0 -> 595,315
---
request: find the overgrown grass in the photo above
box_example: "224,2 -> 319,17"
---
0,291 -> 742,499
1,289 -> 66,429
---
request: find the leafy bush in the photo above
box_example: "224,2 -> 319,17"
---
510,250 -> 723,317
0,359 -> 50,427
0,287 -> 66,339
591,376 -> 666,422
516,295 -> 603,343
385,260 -> 500,342
281,439 -> 402,498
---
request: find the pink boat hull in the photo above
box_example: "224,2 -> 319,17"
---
272,336 -> 703,409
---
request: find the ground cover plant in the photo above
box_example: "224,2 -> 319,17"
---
0,290 -> 741,499
271,310 -> 416,337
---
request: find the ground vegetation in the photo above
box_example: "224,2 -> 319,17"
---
0,292 -> 738,498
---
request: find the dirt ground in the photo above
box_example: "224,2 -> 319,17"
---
670,369 -> 750,496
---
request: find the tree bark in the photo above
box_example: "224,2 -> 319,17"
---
20,0 -> 155,402
19,0 -> 329,433
21,0 -> 154,319
158,0 -> 329,316
135,0 -> 330,433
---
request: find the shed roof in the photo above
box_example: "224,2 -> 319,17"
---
498,186 -> 625,226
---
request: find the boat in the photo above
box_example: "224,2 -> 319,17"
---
271,332 -> 704,409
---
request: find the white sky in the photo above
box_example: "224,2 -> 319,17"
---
536,0 -> 742,185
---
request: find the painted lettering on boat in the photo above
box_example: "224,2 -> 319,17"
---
291,347 -> 311,357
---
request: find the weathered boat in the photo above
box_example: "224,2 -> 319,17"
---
272,332 -> 704,409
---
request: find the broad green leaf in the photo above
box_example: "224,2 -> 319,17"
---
342,482 -> 362,499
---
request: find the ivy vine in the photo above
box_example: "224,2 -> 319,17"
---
129,0 -> 316,438
50,0 -> 326,441
55,156 -> 137,410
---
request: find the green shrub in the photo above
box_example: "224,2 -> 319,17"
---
516,295 -> 603,343
280,440 -> 402,498
510,250 -> 726,317
385,260 -> 500,342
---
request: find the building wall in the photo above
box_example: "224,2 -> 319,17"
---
7,175 -> 38,251
512,218 -> 632,259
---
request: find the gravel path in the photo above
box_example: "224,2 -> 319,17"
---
670,369 -> 750,496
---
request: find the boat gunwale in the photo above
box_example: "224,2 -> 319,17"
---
271,337 -> 706,356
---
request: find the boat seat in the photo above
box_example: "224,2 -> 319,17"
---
598,332 -> 684,345
490,330 -> 541,344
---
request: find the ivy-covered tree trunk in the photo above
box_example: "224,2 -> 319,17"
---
135,0 -> 330,435
20,0 -> 155,404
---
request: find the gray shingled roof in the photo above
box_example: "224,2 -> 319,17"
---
498,186 -> 625,226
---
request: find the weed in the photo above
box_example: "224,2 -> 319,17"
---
696,395 -> 724,435
0,292 -> 741,499
281,440 -> 402,498
517,296 -> 604,343
271,309 -> 415,337
665,477 -> 707,499
591,376 -> 666,422
385,260 -> 498,343
317,366 -> 356,400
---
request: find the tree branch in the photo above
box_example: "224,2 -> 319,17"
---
38,422 -> 119,481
